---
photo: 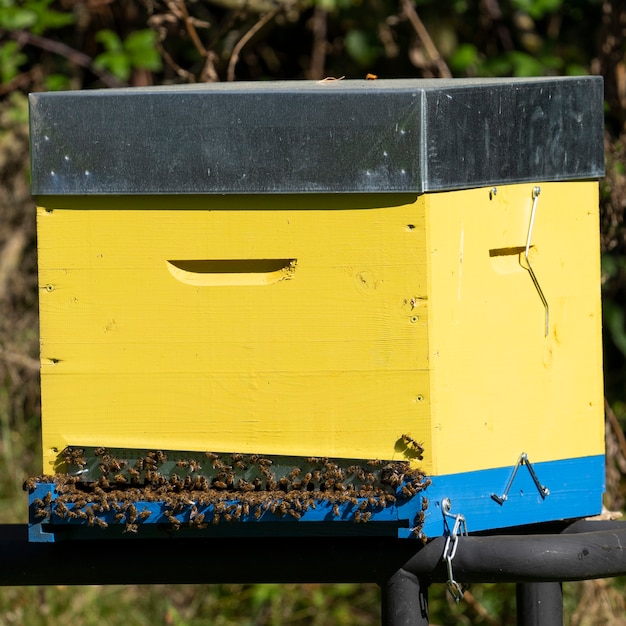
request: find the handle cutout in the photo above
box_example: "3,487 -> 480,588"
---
166,259 -> 297,286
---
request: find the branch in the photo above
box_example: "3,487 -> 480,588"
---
400,0 -> 451,78
227,5 -> 282,81
6,29 -> 127,88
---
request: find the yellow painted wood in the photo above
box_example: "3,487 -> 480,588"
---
37,195 -> 431,472
425,182 -> 604,474
36,183 -> 604,476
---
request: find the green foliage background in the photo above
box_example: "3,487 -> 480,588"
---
1,0 -> 626,623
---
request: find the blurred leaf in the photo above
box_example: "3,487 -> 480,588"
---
94,29 -> 161,80
512,0 -> 563,19
507,50 -> 546,76
344,29 -> 377,66
43,73 -> 72,91
124,29 -> 162,72
449,43 -> 479,73
0,7 -> 37,30
0,41 -> 27,83
27,0 -> 75,35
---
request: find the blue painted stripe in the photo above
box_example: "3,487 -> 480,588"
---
416,454 -> 605,539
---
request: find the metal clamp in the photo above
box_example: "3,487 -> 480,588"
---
525,186 -> 549,336
491,452 -> 550,505
441,498 -> 468,603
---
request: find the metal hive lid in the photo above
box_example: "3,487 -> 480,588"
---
29,77 -> 605,196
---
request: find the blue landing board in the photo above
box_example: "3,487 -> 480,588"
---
417,455 -> 605,539
28,455 -> 604,541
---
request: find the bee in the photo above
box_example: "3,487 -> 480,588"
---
421,497 -> 429,511
242,502 -> 250,516
127,504 -> 137,524
165,512 -> 181,530
128,468 -> 141,480
259,458 -> 273,467
176,460 -> 189,468
354,510 -> 362,523
54,501 -> 69,519
213,480 -> 227,490
367,459 -> 383,467
189,460 -> 201,472
332,503 -> 340,517
95,517 -> 108,529
254,507 -> 262,520
362,511 -> 372,523
205,452 -> 219,460
155,451 -> 167,464
212,512 -> 221,525
401,434 -> 424,454
124,523 -> 138,534
34,508 -> 48,519
114,474 -> 127,484
288,509 -> 302,520
114,512 -> 126,523
23,478 -> 37,492
43,492 -> 52,506
231,453 -> 244,462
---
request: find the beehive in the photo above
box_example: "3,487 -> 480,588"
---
29,77 -> 605,537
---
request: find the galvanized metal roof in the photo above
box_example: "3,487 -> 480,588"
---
29,77 -> 604,195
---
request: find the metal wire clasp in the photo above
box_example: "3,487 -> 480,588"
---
441,498 -> 469,603
525,186 -> 549,336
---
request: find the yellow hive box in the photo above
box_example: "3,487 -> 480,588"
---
30,78 -> 606,534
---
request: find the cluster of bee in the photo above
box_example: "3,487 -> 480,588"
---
25,447 -> 430,534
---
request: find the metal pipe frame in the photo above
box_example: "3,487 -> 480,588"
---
3,519 -> 626,625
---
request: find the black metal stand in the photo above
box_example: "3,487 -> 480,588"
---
516,582 -> 563,626
382,570 -> 429,626
7,519 -> 626,624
